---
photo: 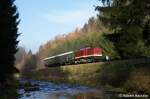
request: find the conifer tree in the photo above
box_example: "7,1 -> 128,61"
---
0,0 -> 19,83
96,0 -> 150,58
21,50 -> 37,72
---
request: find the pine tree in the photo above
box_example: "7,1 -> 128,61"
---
0,0 -> 19,83
21,50 -> 37,72
96,0 -> 150,58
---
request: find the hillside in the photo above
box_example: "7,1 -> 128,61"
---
35,17 -> 116,69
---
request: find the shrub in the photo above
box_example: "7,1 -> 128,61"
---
100,61 -> 134,87
124,68 -> 150,94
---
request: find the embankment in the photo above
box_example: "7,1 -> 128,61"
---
23,58 -> 150,94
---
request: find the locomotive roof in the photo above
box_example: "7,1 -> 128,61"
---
43,51 -> 74,61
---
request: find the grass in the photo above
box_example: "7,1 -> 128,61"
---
22,58 -> 150,94
23,62 -> 104,87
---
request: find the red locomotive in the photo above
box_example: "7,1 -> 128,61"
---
75,47 -> 103,63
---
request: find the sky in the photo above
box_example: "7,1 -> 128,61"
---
15,0 -> 101,53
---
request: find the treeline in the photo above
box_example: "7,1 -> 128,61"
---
38,17 -> 106,57
15,48 -> 37,72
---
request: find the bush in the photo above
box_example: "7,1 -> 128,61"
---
100,62 -> 134,87
100,59 -> 150,94
124,68 -> 150,94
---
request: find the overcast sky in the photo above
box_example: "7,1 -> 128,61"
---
15,0 -> 101,53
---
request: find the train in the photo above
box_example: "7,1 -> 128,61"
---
43,47 -> 109,67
